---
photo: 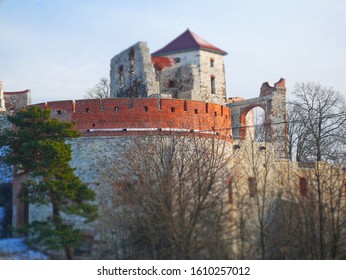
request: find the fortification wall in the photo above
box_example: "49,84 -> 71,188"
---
33,98 -> 232,138
17,98 -> 232,257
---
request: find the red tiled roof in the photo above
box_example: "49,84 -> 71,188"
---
152,29 -> 227,56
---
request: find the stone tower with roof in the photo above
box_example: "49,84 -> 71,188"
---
110,29 -> 227,105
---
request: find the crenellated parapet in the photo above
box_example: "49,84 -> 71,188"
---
31,98 -> 233,139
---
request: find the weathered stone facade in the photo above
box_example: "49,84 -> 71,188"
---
110,30 -> 227,105
227,78 -> 288,159
110,42 -> 159,98
156,50 -> 227,104
3,90 -> 31,112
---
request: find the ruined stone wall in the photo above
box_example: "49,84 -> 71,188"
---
268,82 -> 288,160
3,90 -> 31,112
156,50 -> 227,104
160,64 -> 200,100
228,139 -> 346,258
110,42 -> 159,98
227,79 -> 288,159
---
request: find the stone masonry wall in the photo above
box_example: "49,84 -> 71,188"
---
199,50 -> 227,104
227,79 -> 288,159
27,134 -> 234,258
3,90 -> 31,112
160,64 -> 200,100
28,136 -> 133,257
157,50 -> 227,104
110,42 -> 159,98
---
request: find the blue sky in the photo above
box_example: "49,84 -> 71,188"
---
1,0 -> 345,104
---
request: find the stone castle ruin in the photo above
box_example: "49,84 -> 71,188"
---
110,29 -> 227,104
0,30 -> 313,258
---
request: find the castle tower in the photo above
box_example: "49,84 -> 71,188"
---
152,29 -> 228,104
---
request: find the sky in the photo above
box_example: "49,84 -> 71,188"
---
0,0 -> 345,104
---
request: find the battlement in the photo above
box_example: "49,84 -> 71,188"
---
32,98 -> 232,138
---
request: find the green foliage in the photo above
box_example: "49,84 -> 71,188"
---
0,106 -> 98,259
19,220 -> 82,251
0,106 -> 80,171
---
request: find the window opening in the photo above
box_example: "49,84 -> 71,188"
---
210,58 -> 214,67
227,177 -> 233,203
248,177 -> 257,197
299,177 -> 308,197
119,65 -> 124,86
211,76 -> 216,94
129,49 -> 135,76
168,80 -> 175,88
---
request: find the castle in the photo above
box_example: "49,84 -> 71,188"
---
2,30 -> 343,259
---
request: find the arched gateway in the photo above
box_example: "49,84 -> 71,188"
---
227,78 -> 288,159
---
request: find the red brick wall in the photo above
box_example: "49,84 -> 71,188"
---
30,98 -> 233,138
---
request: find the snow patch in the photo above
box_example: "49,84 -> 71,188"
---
0,238 -> 48,260
0,162 -> 12,183
0,207 -> 4,233
0,146 -> 9,157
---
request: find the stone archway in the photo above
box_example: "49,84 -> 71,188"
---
227,78 -> 288,159
239,103 -> 267,141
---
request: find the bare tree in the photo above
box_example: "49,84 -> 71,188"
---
85,77 -> 110,99
289,82 -> 346,163
232,136 -> 280,259
289,82 -> 346,259
112,133 -> 233,259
